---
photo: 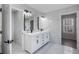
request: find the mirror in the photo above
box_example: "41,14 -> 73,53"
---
37,16 -> 45,31
30,20 -> 34,33
24,14 -> 34,33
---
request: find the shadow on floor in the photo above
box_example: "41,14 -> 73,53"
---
62,38 -> 77,49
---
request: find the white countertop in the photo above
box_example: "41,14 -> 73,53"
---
22,31 -> 49,35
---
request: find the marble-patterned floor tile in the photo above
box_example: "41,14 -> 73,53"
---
12,42 -> 78,54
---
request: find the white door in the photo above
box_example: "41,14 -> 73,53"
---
2,4 -> 13,54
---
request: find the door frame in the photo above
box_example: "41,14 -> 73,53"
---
61,12 -> 77,48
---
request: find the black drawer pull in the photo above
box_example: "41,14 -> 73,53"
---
37,40 -> 38,44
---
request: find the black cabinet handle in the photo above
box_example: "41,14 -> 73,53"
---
37,40 -> 38,44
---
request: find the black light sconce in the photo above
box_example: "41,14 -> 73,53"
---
40,16 -> 47,20
24,9 -> 31,13
24,9 -> 32,17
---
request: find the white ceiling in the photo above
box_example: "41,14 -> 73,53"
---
28,4 -> 76,13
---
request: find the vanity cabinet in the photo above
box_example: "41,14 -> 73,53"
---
23,31 -> 49,53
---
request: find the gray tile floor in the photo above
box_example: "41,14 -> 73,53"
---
12,43 -> 27,54
12,42 -> 79,54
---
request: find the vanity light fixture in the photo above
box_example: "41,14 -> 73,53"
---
40,16 -> 47,20
24,9 -> 32,17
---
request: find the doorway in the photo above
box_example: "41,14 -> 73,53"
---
61,13 -> 77,49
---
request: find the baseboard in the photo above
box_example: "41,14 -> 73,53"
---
0,53 -> 3,54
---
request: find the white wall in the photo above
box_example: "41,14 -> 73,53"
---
45,5 -> 79,50
45,12 -> 61,44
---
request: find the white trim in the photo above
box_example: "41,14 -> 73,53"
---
59,11 -> 78,16
9,5 -> 12,54
59,10 -> 78,49
11,6 -> 24,12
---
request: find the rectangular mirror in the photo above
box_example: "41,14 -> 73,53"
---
24,14 -> 34,33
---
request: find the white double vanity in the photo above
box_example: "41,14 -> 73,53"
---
22,10 -> 49,53
23,31 -> 49,53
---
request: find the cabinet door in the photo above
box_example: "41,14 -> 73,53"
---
33,34 -> 42,51
24,35 -> 31,52
31,39 -> 37,53
35,35 -> 41,49
45,32 -> 49,42
41,33 -> 46,46
31,37 -> 39,53
41,32 -> 49,46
